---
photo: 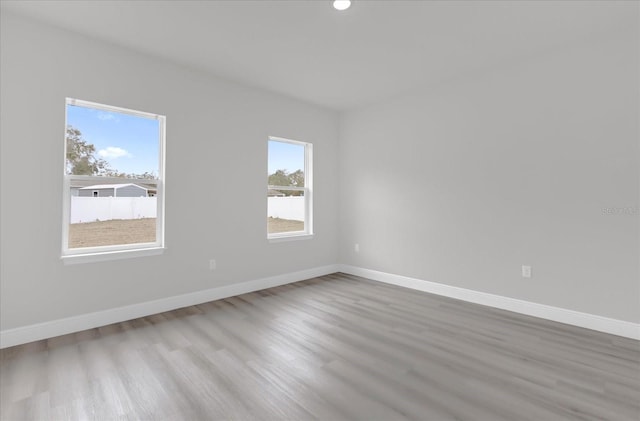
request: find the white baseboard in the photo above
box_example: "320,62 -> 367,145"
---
4,264 -> 637,348
339,265 -> 640,340
0,264 -> 339,349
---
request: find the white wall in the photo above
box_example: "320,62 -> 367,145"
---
0,12 -> 339,331
339,28 -> 640,323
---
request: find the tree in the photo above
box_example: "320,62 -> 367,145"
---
268,169 -> 292,187
66,125 -> 111,175
102,170 -> 157,180
289,169 -> 304,188
268,169 -> 305,196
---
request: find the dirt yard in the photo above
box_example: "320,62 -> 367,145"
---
68,218 -> 156,248
69,217 -> 304,248
268,217 -> 304,234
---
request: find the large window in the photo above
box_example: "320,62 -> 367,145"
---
267,137 -> 313,239
62,98 -> 165,261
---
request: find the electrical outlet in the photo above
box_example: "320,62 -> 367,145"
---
209,259 -> 217,271
522,265 -> 532,278
354,243 -> 360,253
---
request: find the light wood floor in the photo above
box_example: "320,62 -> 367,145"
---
1,273 -> 639,420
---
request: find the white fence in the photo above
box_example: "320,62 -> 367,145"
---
70,197 -> 157,223
268,196 -> 304,221
71,196 -> 303,224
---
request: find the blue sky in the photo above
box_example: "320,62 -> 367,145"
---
66,104 -> 160,176
268,140 -> 304,175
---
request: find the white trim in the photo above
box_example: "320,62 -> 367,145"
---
268,234 -> 314,243
67,98 -> 163,120
157,115 -> 166,249
305,141 -> 313,236
62,247 -> 165,265
5,264 -> 634,348
339,265 -> 640,340
268,185 -> 305,192
267,136 -> 313,239
268,135 -> 304,147
63,239 -> 162,257
0,265 -> 339,349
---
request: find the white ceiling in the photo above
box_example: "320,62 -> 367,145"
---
2,0 -> 637,111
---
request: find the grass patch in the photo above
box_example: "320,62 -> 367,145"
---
69,218 -> 156,248
68,217 -> 305,248
268,217 -> 304,234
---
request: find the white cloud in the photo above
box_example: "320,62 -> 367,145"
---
98,147 -> 132,159
97,112 -> 118,122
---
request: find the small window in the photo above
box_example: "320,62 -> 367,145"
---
62,98 -> 165,261
267,137 -> 313,239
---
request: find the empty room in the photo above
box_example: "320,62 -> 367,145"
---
1,0 -> 638,419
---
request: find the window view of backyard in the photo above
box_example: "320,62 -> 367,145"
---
64,99 -> 163,251
68,218 -> 156,248
267,138 -> 310,237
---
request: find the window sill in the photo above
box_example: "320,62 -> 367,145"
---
61,247 -> 165,265
268,233 -> 314,243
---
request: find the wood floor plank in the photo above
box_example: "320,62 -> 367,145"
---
1,273 -> 639,420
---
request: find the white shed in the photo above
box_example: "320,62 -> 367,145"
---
78,183 -> 148,197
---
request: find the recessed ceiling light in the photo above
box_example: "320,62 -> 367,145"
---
333,0 -> 351,11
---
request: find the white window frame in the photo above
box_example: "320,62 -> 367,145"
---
267,136 -> 313,241
61,98 -> 166,264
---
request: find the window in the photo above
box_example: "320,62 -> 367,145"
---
267,137 -> 313,240
62,98 -> 166,262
